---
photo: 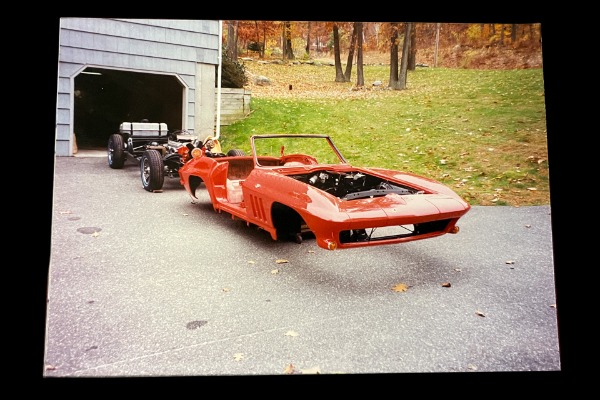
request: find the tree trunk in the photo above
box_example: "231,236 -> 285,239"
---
305,21 -> 311,56
254,21 -> 264,59
529,23 -> 536,45
284,21 -> 294,60
511,23 -> 517,43
389,23 -> 399,88
333,24 -> 345,82
356,22 -> 364,87
397,22 -> 412,90
344,24 -> 357,82
260,22 -> 266,58
233,21 -> 239,59
434,23 -> 440,67
281,23 -> 285,61
227,21 -> 236,60
408,23 -> 417,70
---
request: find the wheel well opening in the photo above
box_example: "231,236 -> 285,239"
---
271,202 -> 304,240
189,176 -> 204,196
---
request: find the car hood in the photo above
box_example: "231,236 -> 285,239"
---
337,192 -> 468,220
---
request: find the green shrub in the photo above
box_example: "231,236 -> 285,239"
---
247,41 -> 263,52
218,52 -> 248,88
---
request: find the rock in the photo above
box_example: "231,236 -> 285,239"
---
254,75 -> 271,86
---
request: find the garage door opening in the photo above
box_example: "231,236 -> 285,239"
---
74,68 -> 184,149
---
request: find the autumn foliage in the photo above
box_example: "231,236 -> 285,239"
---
224,21 -> 542,66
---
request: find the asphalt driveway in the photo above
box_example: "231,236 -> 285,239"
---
43,155 -> 561,377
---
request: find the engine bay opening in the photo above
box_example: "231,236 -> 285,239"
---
290,170 -> 424,200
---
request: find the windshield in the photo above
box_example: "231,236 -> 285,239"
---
251,134 -> 347,167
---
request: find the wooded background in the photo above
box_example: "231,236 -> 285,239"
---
223,21 -> 542,90
224,21 -> 541,65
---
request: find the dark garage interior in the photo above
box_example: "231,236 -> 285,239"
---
74,68 -> 184,149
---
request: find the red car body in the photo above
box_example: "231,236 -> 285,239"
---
178,134 -> 470,250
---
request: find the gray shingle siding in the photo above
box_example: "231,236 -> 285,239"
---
60,18 -> 218,64
56,18 -> 220,156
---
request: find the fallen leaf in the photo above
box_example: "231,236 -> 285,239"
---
392,283 -> 409,292
467,364 -> 478,371
45,364 -> 57,371
91,231 -> 100,238
505,260 -> 515,265
276,259 -> 289,264
475,310 -> 486,317
222,287 -> 230,292
525,224 -> 531,228
550,304 -> 557,308
59,210 -> 72,215
285,330 -> 299,337
186,320 -> 208,329
284,363 -> 301,375
441,282 -> 451,288
307,250 -> 315,253
454,268 -> 462,272
300,366 -> 321,374
271,269 -> 280,274
233,353 -> 244,361
247,260 -> 256,264
183,213 -> 189,216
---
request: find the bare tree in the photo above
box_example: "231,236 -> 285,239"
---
434,23 -> 440,67
333,23 -> 345,82
408,23 -> 417,70
389,23 -> 400,88
253,21 -> 264,58
397,22 -> 412,90
390,22 -> 411,90
305,21 -> 311,56
355,22 -> 364,87
283,21 -> 294,60
226,21 -> 237,60
344,24 -> 357,82
511,23 -> 517,43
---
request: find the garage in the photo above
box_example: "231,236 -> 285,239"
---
56,18 -> 220,156
74,67 -> 184,149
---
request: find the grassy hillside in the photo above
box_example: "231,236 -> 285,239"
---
218,55 -> 548,206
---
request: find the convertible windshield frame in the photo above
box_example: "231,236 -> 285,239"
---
250,134 -> 348,167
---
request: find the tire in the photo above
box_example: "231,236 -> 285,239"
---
107,134 -> 125,169
140,150 -> 164,192
227,149 -> 246,157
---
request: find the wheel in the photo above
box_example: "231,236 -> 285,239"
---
140,150 -> 164,192
107,134 -> 125,169
227,149 -> 246,156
